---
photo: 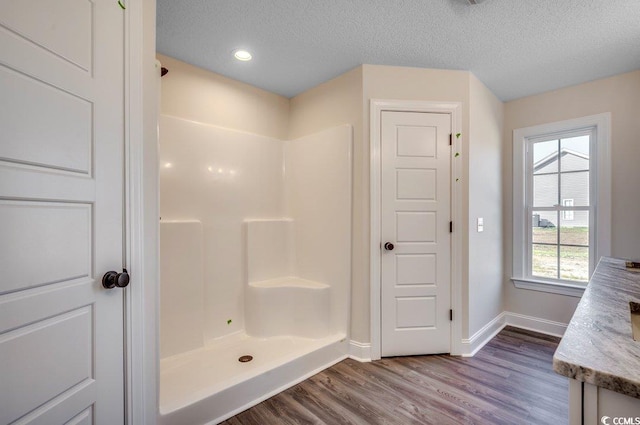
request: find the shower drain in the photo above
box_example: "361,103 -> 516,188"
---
238,355 -> 253,363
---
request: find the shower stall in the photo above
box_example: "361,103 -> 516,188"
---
157,114 -> 352,424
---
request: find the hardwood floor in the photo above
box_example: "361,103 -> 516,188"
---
222,327 -> 568,425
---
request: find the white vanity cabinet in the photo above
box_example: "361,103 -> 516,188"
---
569,380 -> 640,425
554,257 -> 640,424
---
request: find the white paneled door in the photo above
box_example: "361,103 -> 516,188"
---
381,111 -> 451,357
0,1 -> 126,424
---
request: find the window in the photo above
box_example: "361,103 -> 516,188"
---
512,114 -> 611,297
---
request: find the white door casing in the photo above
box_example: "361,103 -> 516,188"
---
0,1 -> 126,424
379,111 -> 452,357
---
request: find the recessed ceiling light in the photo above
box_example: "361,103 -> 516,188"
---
233,49 -> 252,61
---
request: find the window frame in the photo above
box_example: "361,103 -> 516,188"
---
526,128 -> 593,283
512,114 -> 611,297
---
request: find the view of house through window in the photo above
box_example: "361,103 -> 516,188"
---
530,133 -> 591,282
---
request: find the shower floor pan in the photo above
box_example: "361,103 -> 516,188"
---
159,332 -> 347,425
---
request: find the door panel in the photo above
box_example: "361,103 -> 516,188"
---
0,65 -> 93,173
67,408 -> 94,425
0,1 -> 125,424
0,308 -> 92,424
0,201 -> 91,293
0,0 -> 93,71
381,111 -> 451,357
396,169 -> 436,200
396,211 -> 436,242
396,126 -> 436,157
396,254 -> 436,285
396,297 -> 436,328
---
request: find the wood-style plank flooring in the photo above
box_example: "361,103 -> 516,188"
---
223,327 -> 568,424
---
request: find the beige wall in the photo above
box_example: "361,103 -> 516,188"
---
292,64 -> 506,343
157,54 -> 289,138
156,53 -> 640,346
468,74 -> 505,336
159,55 -> 510,343
158,54 -> 615,347
288,67 -> 363,140
291,64 -> 504,343
503,70 -> 640,323
362,65 -> 473,339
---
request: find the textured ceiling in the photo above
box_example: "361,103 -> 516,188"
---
157,0 -> 640,101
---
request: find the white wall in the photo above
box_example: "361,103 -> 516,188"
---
157,55 -> 291,341
160,221 -> 204,357
159,56 -> 353,344
159,118 -> 353,344
288,67 -> 364,340
285,126 -> 353,335
468,74 -> 505,337
159,115 -> 284,341
503,70 -> 640,324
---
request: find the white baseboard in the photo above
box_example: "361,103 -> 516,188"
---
461,312 -> 507,357
349,340 -> 372,362
459,311 -> 568,357
357,312 -> 568,361
503,312 -> 567,337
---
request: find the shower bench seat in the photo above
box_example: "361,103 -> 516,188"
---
245,276 -> 331,338
249,276 -> 329,289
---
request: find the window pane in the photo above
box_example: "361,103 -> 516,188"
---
519,121 -> 603,288
560,212 -> 589,246
561,136 -> 590,172
532,211 -> 557,244
560,245 -> 589,282
533,140 -> 559,174
532,210 -> 557,230
561,171 -> 589,206
533,173 -> 558,207
532,244 -> 558,279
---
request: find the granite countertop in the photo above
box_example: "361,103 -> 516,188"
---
553,257 -> 640,398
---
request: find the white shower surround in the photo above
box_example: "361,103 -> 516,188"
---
245,219 -> 332,338
158,115 -> 352,424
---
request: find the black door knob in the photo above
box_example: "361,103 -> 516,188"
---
384,242 -> 394,251
102,268 -> 130,289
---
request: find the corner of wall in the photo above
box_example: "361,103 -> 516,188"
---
288,66 -> 367,344
467,73 -> 505,338
502,70 -> 640,324
460,310 -> 568,357
155,54 -> 290,139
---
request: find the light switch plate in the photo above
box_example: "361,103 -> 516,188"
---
477,217 -> 484,232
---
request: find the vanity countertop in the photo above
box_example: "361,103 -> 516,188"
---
553,257 -> 640,398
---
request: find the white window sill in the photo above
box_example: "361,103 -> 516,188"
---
511,277 -> 586,297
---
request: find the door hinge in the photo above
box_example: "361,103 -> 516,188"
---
449,221 -> 453,233
449,133 -> 452,145
449,309 -> 453,321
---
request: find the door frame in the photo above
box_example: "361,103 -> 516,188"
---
124,0 -> 159,424
370,99 -> 463,360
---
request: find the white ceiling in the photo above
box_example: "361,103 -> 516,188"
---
156,0 -> 640,101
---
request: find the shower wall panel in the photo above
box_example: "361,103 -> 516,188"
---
160,220 -> 204,358
284,125 -> 353,335
160,115 -> 285,341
